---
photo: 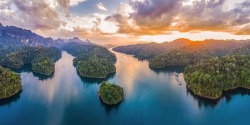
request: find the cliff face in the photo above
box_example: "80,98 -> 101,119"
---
0,24 -> 59,47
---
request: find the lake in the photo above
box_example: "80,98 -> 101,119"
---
1,50 -> 250,125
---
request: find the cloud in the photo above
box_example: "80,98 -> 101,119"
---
0,0 -> 137,44
97,2 -> 108,11
70,0 -> 86,6
107,0 -> 250,35
1,0 -> 249,44
12,0 -> 62,30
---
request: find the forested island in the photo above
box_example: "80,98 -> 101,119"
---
62,42 -> 117,79
0,66 -> 21,99
98,81 -> 124,105
184,44 -> 250,99
185,54 -> 250,99
0,46 -> 61,75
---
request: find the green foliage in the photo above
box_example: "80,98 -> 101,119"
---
0,46 -> 61,75
32,57 -> 55,75
98,81 -> 124,105
0,66 -> 22,99
149,40 -> 242,68
76,56 -> 115,78
62,42 -> 116,78
113,38 -> 191,59
184,54 -> 250,99
114,39 -> 247,68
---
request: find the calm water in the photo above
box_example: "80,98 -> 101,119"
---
1,51 -> 250,125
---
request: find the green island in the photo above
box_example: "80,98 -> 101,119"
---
62,42 -> 117,79
0,46 -> 61,75
0,66 -> 22,99
98,81 -> 124,105
185,54 -> 250,99
75,56 -> 115,78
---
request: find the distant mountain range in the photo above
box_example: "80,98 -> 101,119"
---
0,23 -> 93,48
113,38 -> 250,60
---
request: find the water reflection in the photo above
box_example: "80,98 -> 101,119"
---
12,64 -> 55,81
98,97 -> 123,113
77,72 -> 116,84
0,90 -> 22,107
222,88 -> 250,103
149,66 -> 185,74
186,85 -> 250,109
186,88 -> 219,109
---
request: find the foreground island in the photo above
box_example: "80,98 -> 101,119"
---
185,54 -> 250,99
98,81 -> 124,105
0,66 -> 22,99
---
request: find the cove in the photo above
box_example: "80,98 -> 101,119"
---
0,51 -> 250,125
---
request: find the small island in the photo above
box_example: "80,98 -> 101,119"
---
98,81 -> 124,105
184,54 -> 250,99
0,66 -> 22,99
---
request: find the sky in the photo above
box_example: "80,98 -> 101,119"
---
0,0 -> 250,45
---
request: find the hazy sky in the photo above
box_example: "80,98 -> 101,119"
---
0,0 -> 250,44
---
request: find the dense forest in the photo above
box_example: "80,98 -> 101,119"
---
98,81 -> 124,105
62,42 -> 117,78
185,54 -> 250,99
113,38 -> 191,59
0,46 -> 61,75
0,66 -> 22,99
149,40 -> 245,68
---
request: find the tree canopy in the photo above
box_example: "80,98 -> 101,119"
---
0,46 -> 61,75
98,81 -> 124,105
0,66 -> 22,99
185,54 -> 250,99
62,42 -> 116,78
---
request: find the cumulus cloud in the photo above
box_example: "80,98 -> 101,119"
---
97,2 -> 108,11
107,0 -> 250,35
